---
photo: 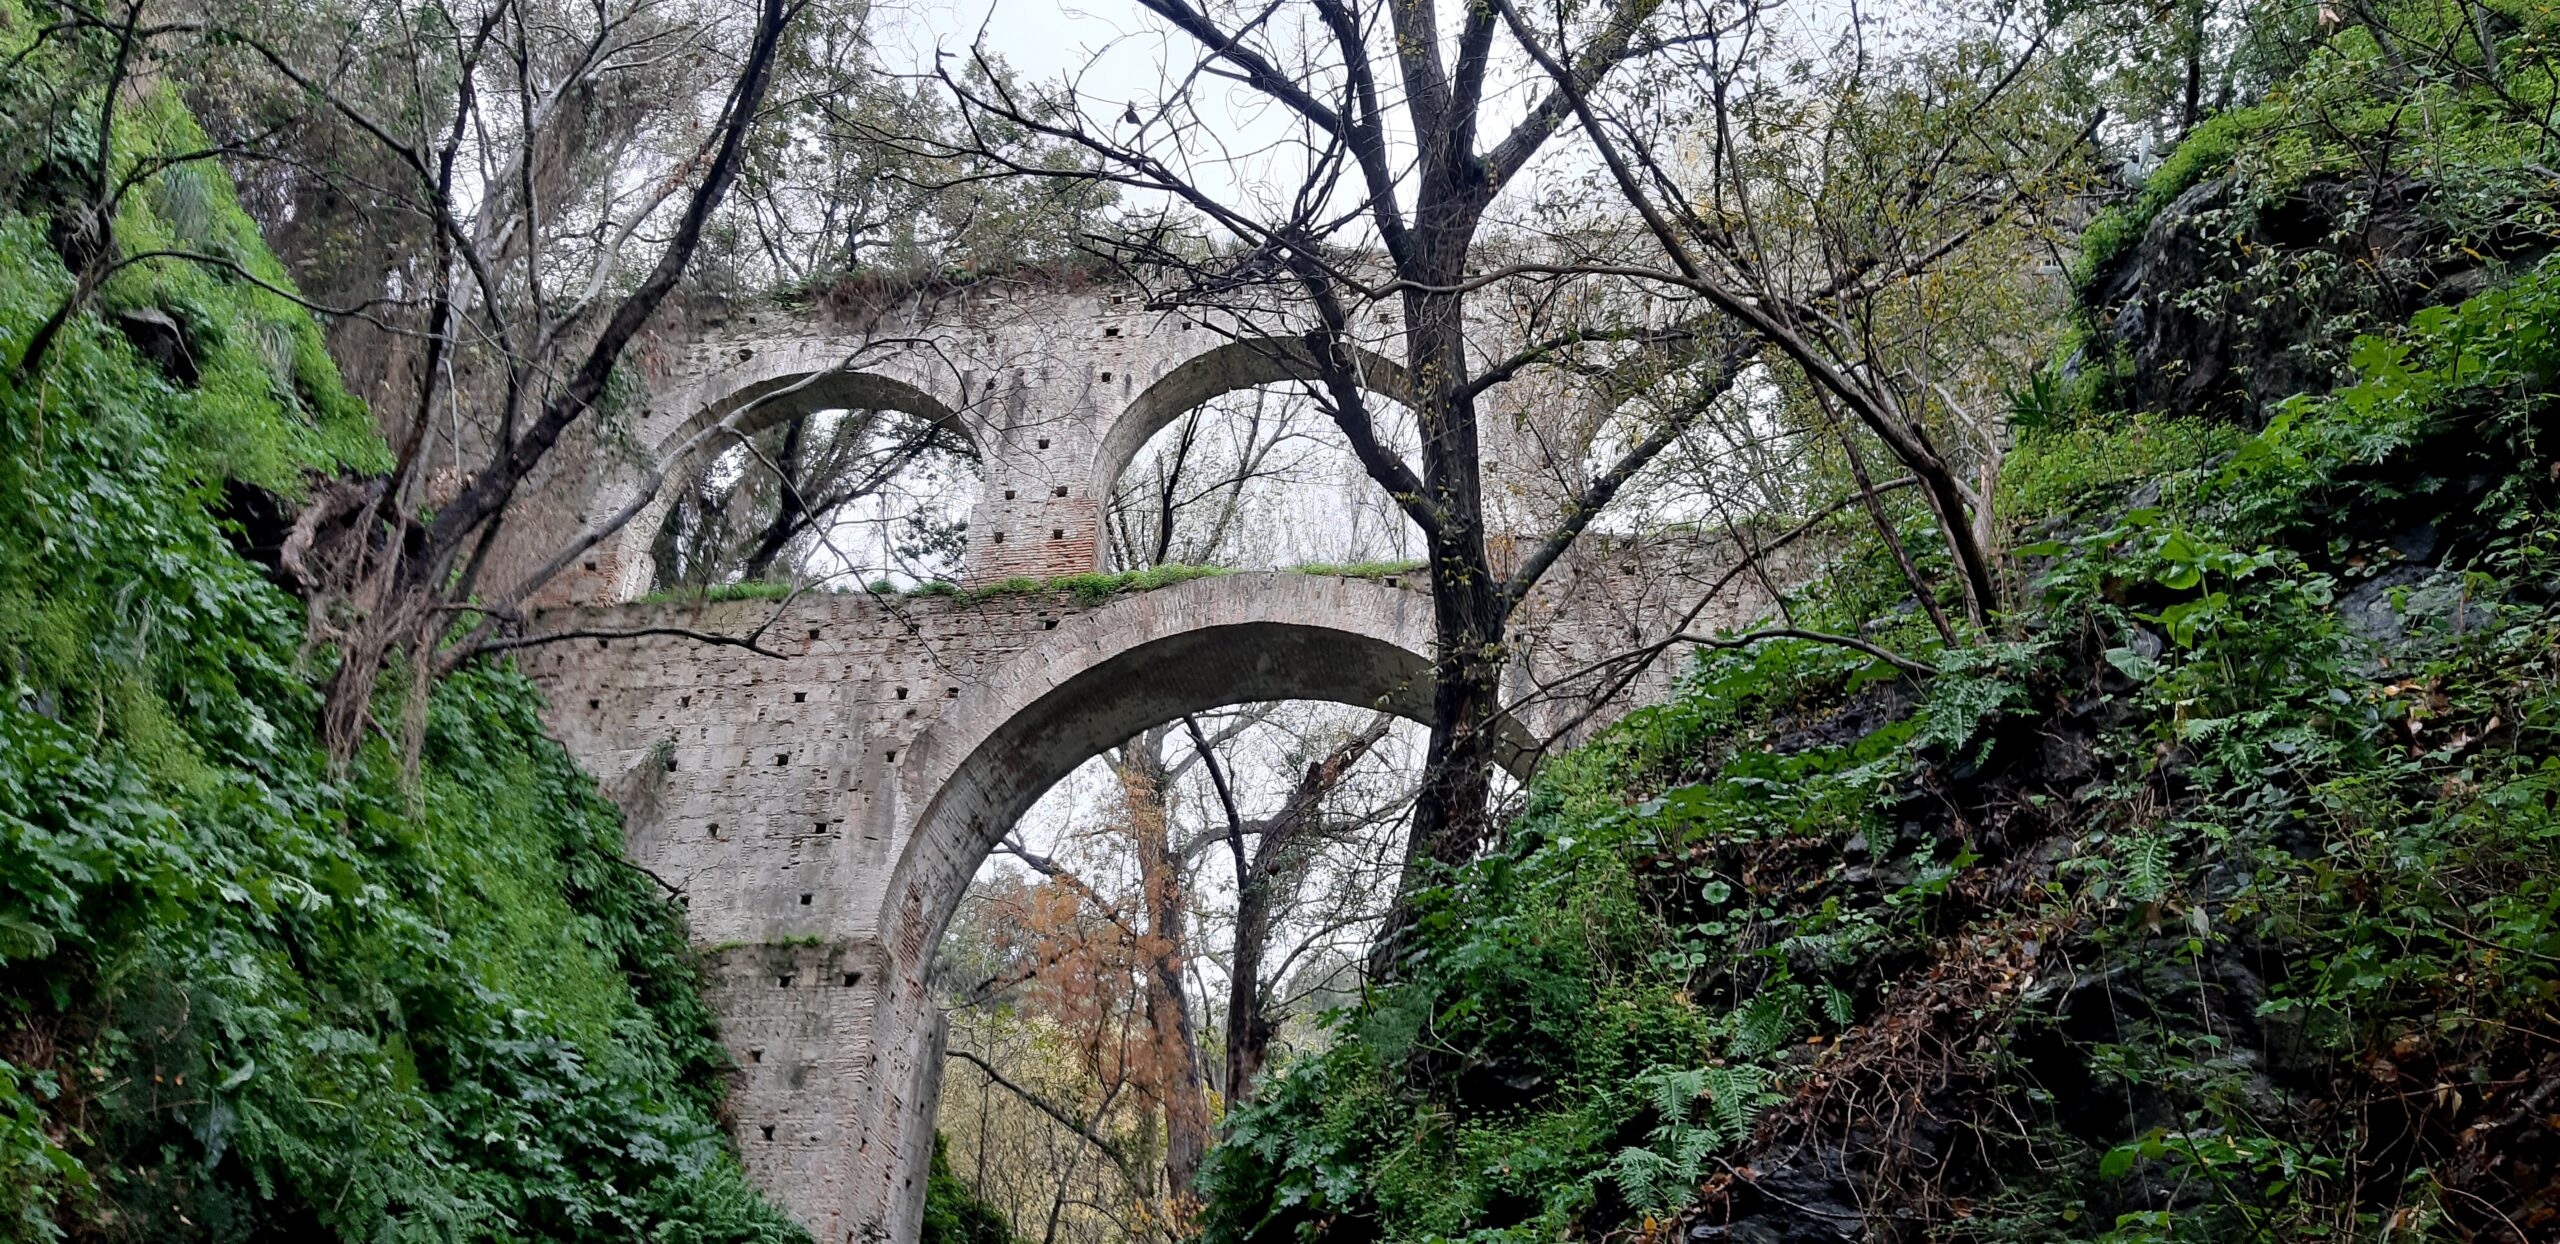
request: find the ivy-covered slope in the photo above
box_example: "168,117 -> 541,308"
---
0,13 -> 803,1243
1200,13 -> 2560,1244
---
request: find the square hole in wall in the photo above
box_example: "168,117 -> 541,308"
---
991,531 -> 1005,544
807,628 -> 820,640
1052,485 -> 1068,497
665,757 -> 678,772
678,894 -> 691,907
885,750 -> 898,763
773,753 -> 790,766
1104,325 -> 1121,336
1004,488 -> 1017,500
709,822 -> 721,838
799,893 -> 812,906
842,972 -> 863,987
895,687 -> 909,700
587,698 -> 599,710
776,974 -> 794,988
793,691 -> 807,703
1101,371 -> 1113,383
1050,528 -> 1064,540
749,1048 -> 764,1064
947,687 -> 959,697
1037,438 -> 1050,449
760,1124 -> 775,1141
1042,619 -> 1058,630
679,695 -> 691,708
582,560 -> 597,572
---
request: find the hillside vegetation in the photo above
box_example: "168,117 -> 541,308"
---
0,10 -> 805,1240
1199,10 -> 2560,1243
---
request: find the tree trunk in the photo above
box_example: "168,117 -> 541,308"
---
739,413 -> 811,579
1369,234 -> 1509,971
1119,754 -> 1211,1201
1223,863 -> 1277,1106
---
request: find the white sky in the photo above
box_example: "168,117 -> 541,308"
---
878,0 -> 1295,213
869,0 -> 1627,238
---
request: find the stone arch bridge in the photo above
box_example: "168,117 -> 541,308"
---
545,283 -> 1416,604
524,280 -> 1803,1242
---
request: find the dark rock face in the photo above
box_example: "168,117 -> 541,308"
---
115,306 -> 199,386
1687,1144 -> 1863,1242
2087,172 -> 2551,423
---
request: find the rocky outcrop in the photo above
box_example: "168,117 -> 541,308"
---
2085,170 -> 2554,422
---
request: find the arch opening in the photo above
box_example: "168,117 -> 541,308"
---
884,586 -> 1531,1240
1094,338 -> 1414,514
936,697 -> 1431,1241
901,618 -> 1464,951
1104,380 -> 1423,572
643,368 -> 984,593
886,575 -> 1535,985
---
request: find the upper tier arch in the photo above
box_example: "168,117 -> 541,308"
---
663,367 -> 976,462
560,293 -> 1418,600
1091,337 -> 1413,503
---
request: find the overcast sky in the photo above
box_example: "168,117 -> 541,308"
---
868,0 -> 1620,234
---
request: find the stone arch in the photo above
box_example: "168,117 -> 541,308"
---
841,573 -> 1529,1244
1092,338 -> 1414,504
669,369 -> 974,463
885,572 -> 1524,954
604,354 -> 984,599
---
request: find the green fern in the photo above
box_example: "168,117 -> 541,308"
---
1731,989 -> 1800,1059
1612,1064 -> 1777,1217
2122,830 -> 2176,902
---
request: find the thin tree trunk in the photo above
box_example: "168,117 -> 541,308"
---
739,413 -> 811,579
1118,754 -> 1211,1200
1223,865 -> 1276,1106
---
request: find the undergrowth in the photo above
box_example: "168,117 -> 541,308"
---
1199,13 -> 2560,1240
641,560 -> 1419,611
0,19 -> 800,1241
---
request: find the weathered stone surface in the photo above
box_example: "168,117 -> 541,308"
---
522,277 -> 1818,1242
531,554 -> 1792,1241
532,575 -> 1450,1241
545,287 -> 1412,603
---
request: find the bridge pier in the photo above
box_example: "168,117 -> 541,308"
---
531,576 -> 1472,1238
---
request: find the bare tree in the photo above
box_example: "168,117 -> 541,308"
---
908,0 -> 1760,953
1181,712 -> 1394,1107
1494,0 -> 2099,633
6,0 -> 807,756
18,0 -> 1126,756
651,404 -> 975,589
947,704 -> 1407,1224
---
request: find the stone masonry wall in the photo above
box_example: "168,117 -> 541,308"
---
531,574 -> 1450,1242
513,274 -> 1831,1243
527,541 -> 1813,1242
529,284 -> 1403,605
